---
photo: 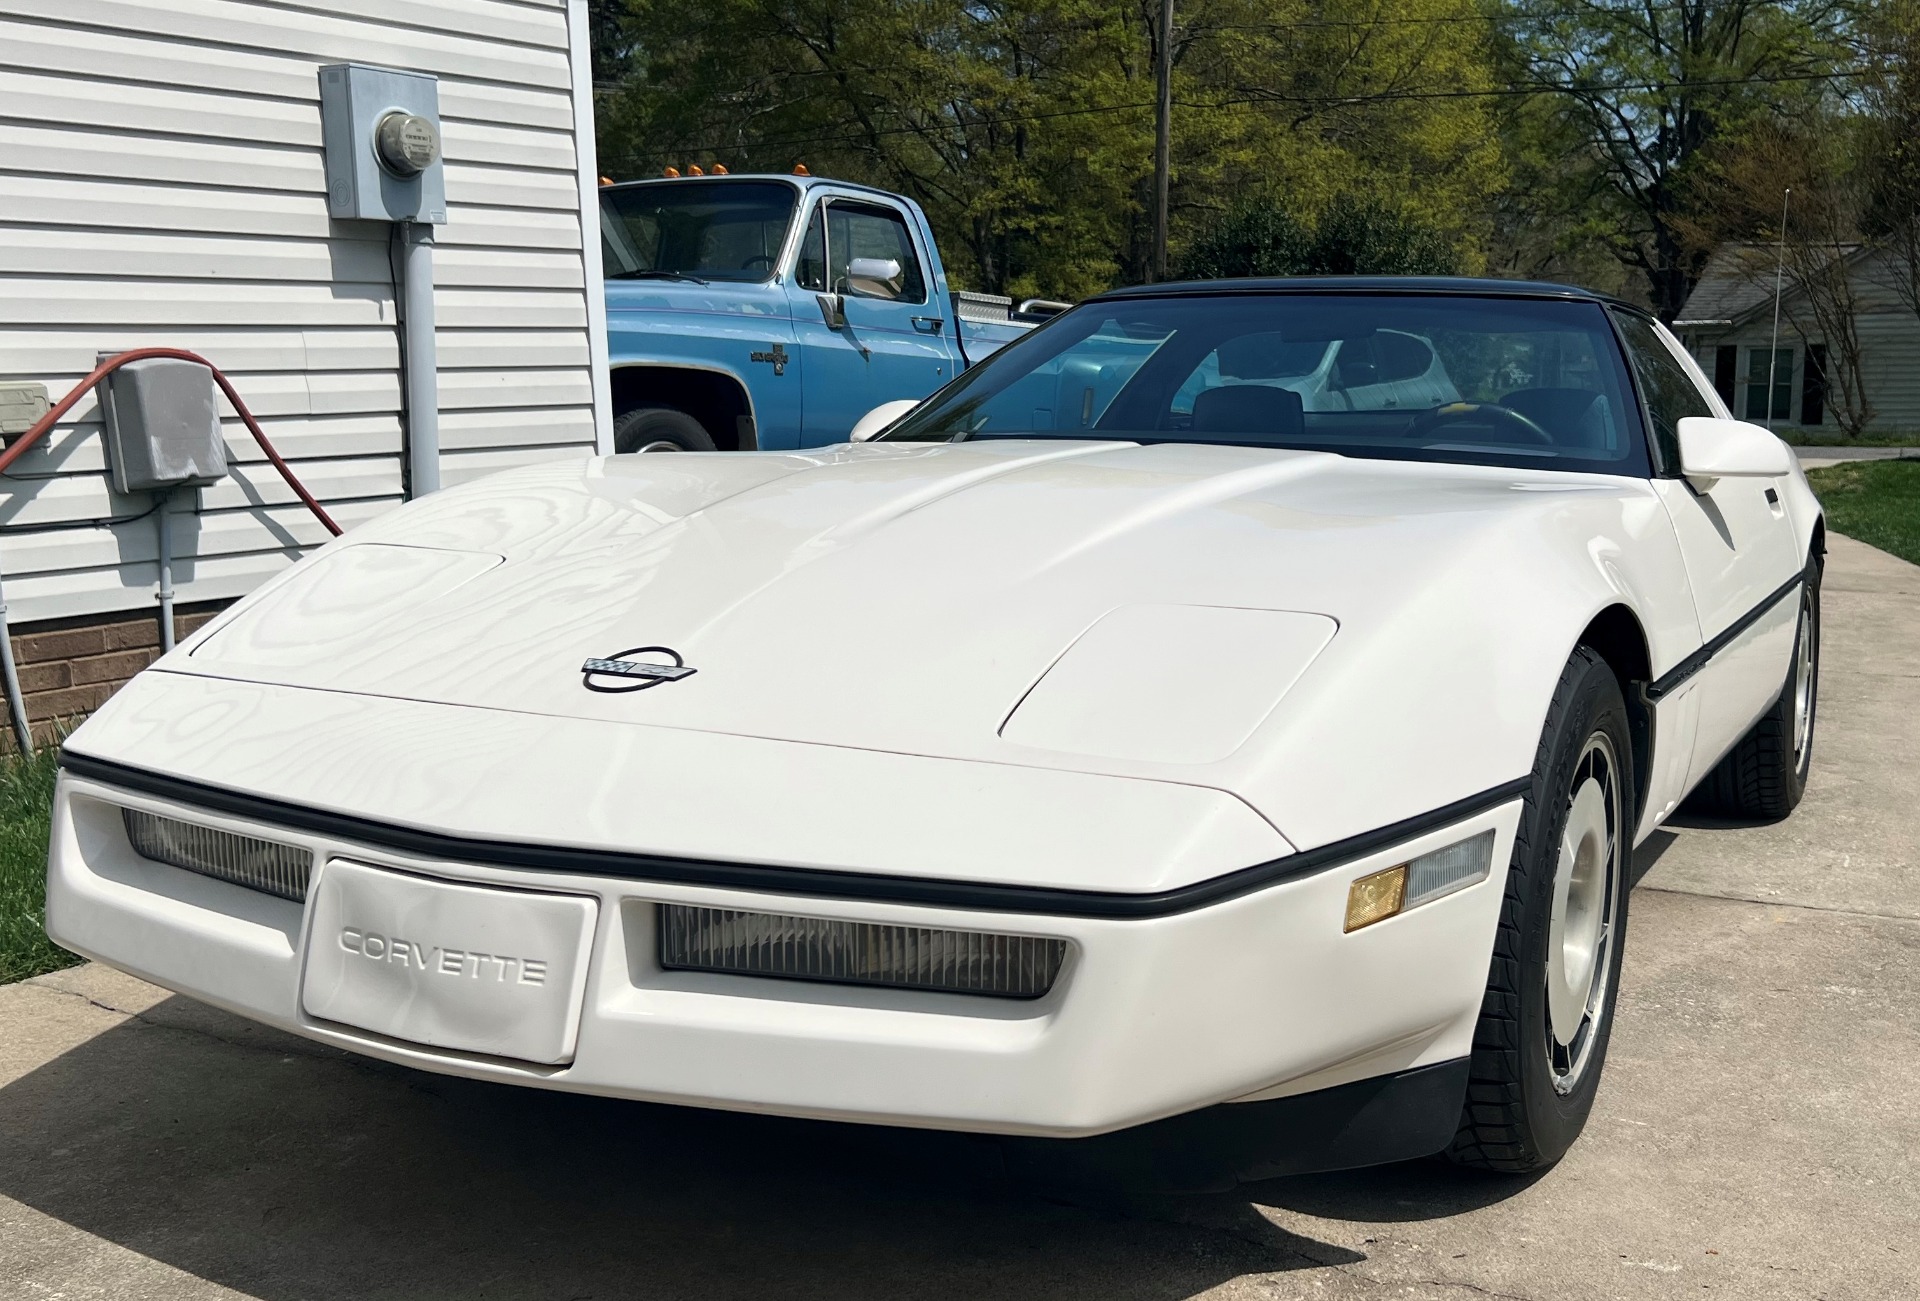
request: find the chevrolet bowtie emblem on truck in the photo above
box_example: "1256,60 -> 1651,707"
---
749,342 -> 789,375
581,646 -> 697,694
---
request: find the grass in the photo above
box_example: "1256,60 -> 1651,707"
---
0,744 -> 79,984
1806,459 -> 1920,567
1780,430 -> 1920,448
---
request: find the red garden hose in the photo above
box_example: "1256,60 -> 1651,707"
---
0,348 -> 343,536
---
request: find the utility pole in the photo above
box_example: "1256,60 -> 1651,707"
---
1766,187 -> 1791,432
1152,0 -> 1173,282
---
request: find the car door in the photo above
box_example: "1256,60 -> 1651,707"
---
1612,310 -> 1803,785
785,195 -> 954,445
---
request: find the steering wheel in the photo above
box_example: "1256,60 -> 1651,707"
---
739,254 -> 775,272
1406,401 -> 1556,445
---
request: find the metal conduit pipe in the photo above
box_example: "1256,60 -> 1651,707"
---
155,490 -> 176,654
397,220 -> 440,498
0,567 -> 33,756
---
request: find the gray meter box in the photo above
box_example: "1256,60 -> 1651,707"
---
318,63 -> 447,224
99,358 -> 227,494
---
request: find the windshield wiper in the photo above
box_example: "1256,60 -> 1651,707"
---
608,269 -> 710,285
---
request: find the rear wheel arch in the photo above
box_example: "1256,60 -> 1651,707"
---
609,364 -> 756,451
1574,603 -> 1654,825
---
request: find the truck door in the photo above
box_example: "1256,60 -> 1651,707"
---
1612,311 -> 1803,789
787,196 -> 954,445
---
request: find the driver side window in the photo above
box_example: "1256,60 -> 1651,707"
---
1612,311 -> 1714,474
825,201 -> 927,303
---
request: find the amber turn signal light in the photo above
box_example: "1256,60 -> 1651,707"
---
1344,864 -> 1408,932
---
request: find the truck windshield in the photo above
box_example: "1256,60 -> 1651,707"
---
601,180 -> 797,283
884,293 -> 1651,476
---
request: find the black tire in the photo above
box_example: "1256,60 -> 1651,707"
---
1686,557 -> 1821,821
1445,647 -> 1634,1173
613,405 -> 717,453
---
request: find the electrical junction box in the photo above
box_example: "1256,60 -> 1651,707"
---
99,357 -> 227,493
318,63 -> 447,224
0,381 -> 49,439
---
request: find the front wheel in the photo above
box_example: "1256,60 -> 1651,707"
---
1446,647 -> 1633,1173
613,405 -> 717,453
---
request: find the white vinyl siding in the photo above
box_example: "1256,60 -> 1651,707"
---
0,0 -> 603,623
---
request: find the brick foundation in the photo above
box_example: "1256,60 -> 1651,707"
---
3,602 -> 231,752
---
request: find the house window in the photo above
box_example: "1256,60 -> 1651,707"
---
1713,345 -> 1737,405
1801,344 -> 1827,426
1745,347 -> 1792,422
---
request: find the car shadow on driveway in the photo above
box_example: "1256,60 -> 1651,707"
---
0,991 -> 1445,1299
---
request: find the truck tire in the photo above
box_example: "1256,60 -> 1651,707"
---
1686,557 -> 1821,821
1445,646 -> 1633,1173
614,405 -> 717,453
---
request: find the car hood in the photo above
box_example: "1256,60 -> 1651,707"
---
166,440 -> 1663,847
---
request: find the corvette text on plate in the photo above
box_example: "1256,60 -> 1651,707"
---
338,927 -> 549,985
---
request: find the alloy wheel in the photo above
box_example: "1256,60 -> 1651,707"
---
1545,732 -> 1622,1095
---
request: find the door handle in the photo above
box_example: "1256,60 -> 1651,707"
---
911,316 -> 945,335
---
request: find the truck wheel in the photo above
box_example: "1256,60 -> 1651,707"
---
614,406 -> 717,453
1445,647 -> 1633,1173
1686,557 -> 1821,821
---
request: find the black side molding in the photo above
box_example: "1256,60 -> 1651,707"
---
1001,1057 -> 1472,1191
1646,571 -> 1804,702
59,751 -> 1529,920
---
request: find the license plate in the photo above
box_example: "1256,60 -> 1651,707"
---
300,859 -> 596,1065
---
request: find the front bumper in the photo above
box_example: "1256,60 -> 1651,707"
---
46,762 -> 1517,1140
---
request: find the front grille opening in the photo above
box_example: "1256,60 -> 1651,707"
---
122,808 -> 313,902
659,905 -> 1067,1000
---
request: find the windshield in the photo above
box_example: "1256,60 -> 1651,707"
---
885,293 -> 1650,475
601,180 -> 798,283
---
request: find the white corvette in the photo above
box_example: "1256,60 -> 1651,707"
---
48,279 -> 1821,1183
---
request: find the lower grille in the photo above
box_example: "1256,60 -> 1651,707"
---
122,808 -> 313,902
659,905 -> 1067,999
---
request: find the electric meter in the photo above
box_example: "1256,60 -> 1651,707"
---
318,64 -> 447,223
376,112 -> 440,176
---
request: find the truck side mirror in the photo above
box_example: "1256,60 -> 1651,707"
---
846,257 -> 904,300
1676,416 -> 1793,489
816,292 -> 847,329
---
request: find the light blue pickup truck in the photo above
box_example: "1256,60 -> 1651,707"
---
600,174 -> 1062,452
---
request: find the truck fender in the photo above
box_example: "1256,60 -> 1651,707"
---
608,362 -> 760,451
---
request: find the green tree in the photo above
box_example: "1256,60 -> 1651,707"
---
1859,0 -> 1920,321
1178,195 -> 1460,278
1498,0 -> 1858,319
592,0 -> 1509,297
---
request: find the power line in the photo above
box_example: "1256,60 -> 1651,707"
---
1202,1 -> 1816,32
612,66 -> 1872,169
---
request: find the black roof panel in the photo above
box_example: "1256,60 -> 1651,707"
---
1090,275 -> 1634,308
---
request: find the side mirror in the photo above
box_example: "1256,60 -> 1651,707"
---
816,292 -> 847,329
850,398 -> 920,443
1676,416 -> 1793,488
846,257 -> 903,300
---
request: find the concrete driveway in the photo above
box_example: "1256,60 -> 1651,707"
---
2,536 -> 1915,1301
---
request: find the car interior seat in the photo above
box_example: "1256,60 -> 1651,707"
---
1189,385 -> 1307,439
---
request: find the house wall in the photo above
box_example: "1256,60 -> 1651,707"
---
0,0 -> 609,633
1682,248 -> 1920,435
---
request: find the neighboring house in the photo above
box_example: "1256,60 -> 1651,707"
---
1673,242 -> 1920,435
0,0 -> 612,746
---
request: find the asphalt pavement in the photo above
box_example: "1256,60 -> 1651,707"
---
1,534 -> 1914,1301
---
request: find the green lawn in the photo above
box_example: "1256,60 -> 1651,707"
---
0,746 -> 79,984
1806,460 -> 1920,568
1781,430 -> 1920,449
